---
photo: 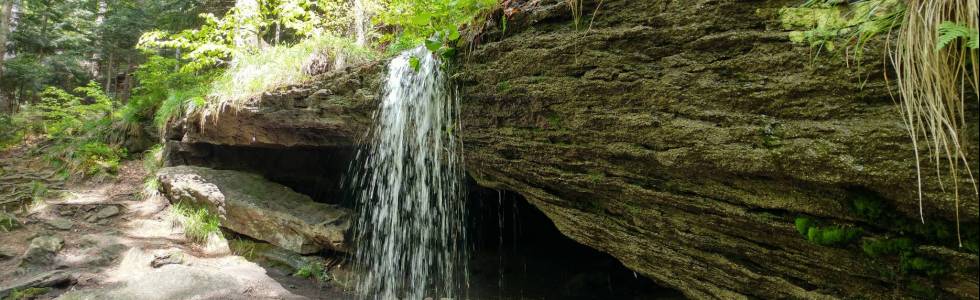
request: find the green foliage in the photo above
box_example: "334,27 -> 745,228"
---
0,115 -> 23,149
906,281 -> 939,299
209,34 -> 374,109
781,0 -> 904,58
0,211 -> 21,232
901,255 -> 948,278
377,0 -> 496,54
22,83 -> 128,179
936,21 -> 980,50
862,237 -> 913,257
3,287 -> 52,300
124,55 -> 212,131
230,238 -> 259,260
794,216 -> 862,247
795,217 -> 814,235
849,192 -> 978,252
294,261 -> 330,282
170,201 -> 223,244
138,0 -> 353,72
29,180 -> 48,206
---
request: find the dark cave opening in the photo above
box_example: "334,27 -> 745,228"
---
466,183 -> 686,300
165,142 -> 355,205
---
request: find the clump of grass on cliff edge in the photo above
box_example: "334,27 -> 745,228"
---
204,34 -> 375,123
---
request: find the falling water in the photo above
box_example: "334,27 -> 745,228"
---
350,47 -> 468,299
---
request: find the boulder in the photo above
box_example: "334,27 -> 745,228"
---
0,270 -> 73,299
19,235 -> 64,267
156,166 -> 350,254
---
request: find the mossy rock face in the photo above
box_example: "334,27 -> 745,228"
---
457,0 -> 979,298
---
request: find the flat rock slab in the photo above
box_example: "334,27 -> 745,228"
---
58,248 -> 304,300
157,166 -> 349,254
94,206 -> 120,219
0,270 -> 73,299
44,217 -> 73,230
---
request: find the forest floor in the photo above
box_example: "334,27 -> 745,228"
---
0,146 -> 344,299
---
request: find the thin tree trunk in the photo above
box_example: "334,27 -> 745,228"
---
0,0 -> 15,113
104,52 -> 113,95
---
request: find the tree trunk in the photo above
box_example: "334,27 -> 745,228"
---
1,0 -> 15,113
104,52 -> 113,95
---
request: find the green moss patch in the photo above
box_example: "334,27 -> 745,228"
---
849,191 -> 979,254
794,216 -> 862,247
5,287 -> 52,300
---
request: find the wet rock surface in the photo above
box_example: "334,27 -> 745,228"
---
157,166 -> 351,254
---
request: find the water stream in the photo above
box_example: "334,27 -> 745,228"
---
350,47 -> 468,299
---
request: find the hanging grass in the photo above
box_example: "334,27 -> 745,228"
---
891,0 -> 979,247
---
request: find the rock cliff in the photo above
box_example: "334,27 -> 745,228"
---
163,0 -> 980,298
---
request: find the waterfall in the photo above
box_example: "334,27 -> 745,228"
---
350,47 -> 468,299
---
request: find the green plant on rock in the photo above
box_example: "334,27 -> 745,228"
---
0,211 -> 21,232
849,192 -> 979,254
900,254 -> 948,278
781,0 -> 905,58
230,238 -> 259,260
862,237 -> 914,257
294,261 -> 330,282
794,216 -> 862,247
169,201 -> 223,244
3,287 -> 52,300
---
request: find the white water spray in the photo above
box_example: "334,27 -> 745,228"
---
350,47 -> 467,299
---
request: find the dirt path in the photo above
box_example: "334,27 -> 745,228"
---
1,158 -> 344,299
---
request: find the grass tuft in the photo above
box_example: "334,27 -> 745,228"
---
169,201 -> 223,244
294,261 -> 330,282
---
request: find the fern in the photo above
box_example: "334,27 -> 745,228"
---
937,21 -> 979,50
